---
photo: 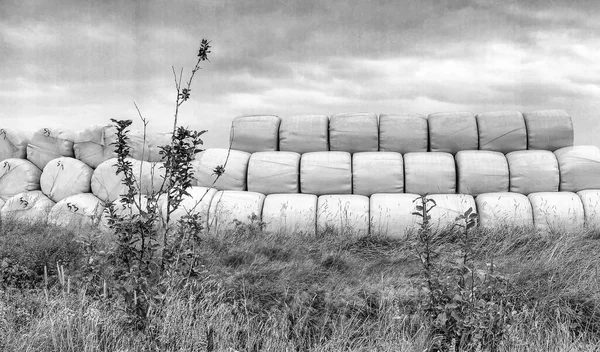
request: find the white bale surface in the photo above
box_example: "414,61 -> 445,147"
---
247,151 -> 300,195
0,129 -> 29,161
404,152 -> 456,195
370,193 -> 421,238
158,186 -> 217,229
192,148 -> 250,191
577,190 -> 600,229
476,192 -> 533,228
507,150 -> 559,194
73,125 -> 110,168
528,192 -> 584,231
329,113 -> 379,154
98,195 -> 151,233
48,193 -> 105,230
230,115 -> 281,153
476,111 -> 527,153
146,132 -> 172,162
279,115 -> 329,153
0,199 -> 4,210
456,151 -> 509,196
27,128 -> 76,170
207,190 -> 265,235
40,157 -> 93,202
378,114 -> 428,153
131,159 -> 166,195
91,158 -> 165,202
1,191 -> 55,224
317,195 -> 370,237
103,127 -> 150,161
524,110 -> 573,151
300,151 -> 352,195
0,158 -> 42,202
352,152 -> 403,196
554,146 -> 600,192
262,193 -> 318,235
427,194 -> 477,230
428,112 -> 478,154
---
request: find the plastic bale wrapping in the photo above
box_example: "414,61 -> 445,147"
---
73,125 -> 110,168
555,146 -> 600,192
279,115 -> 329,154
103,127 -> 150,161
98,195 -> 150,233
192,148 -> 250,191
0,191 -> 55,224
91,158 -> 126,202
352,152 -> 403,196
427,194 -> 477,231
247,151 -> 300,195
0,158 -> 42,202
300,151 -> 352,195
378,114 -> 428,153
528,192 -> 584,232
262,193 -> 318,236
475,192 -> 533,228
48,193 -> 105,230
0,199 -> 4,210
476,111 -> 527,153
158,186 -> 217,230
230,115 -> 281,153
317,195 -> 370,237
207,190 -> 265,236
577,190 -> 600,229
146,132 -> 172,162
0,129 -> 29,161
369,193 -> 420,238
27,128 -> 76,170
131,159 -> 166,196
329,112 -> 379,154
404,152 -> 456,195
507,150 -> 559,195
524,110 -> 573,151
428,112 -> 478,154
456,151 -> 509,196
40,157 -> 93,203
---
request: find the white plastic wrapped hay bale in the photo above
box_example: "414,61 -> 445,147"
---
158,186 -> 217,229
476,111 -> 527,153
554,146 -> 600,192
404,152 -> 456,195
27,128 -> 76,170
98,195 -> 151,233
528,192 -> 584,231
48,193 -> 105,230
73,125 -> 111,168
103,127 -> 150,161
131,159 -> 166,196
317,194 -> 370,237
300,151 -> 352,195
524,110 -> 573,151
370,193 -> 420,238
40,157 -> 93,203
247,151 -> 300,195
230,115 -> 281,153
192,148 -> 250,191
207,190 -> 265,235
456,151 -> 509,196
0,129 -> 29,161
475,192 -> 533,228
91,158 -> 165,202
507,150 -> 559,194
329,113 -> 379,154
262,193 -> 318,235
428,112 -> 478,154
352,152 -> 403,196
577,190 -> 600,229
0,191 -> 55,224
279,115 -> 329,153
146,132 -> 172,162
378,114 -> 428,153
0,158 -> 42,202
427,194 -> 477,230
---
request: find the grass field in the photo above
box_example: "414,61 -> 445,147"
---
0,218 -> 599,351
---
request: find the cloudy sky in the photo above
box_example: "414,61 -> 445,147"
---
1,0 -> 599,148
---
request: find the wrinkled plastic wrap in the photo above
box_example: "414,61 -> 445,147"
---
300,151 -> 352,195
369,193 -> 420,238
27,128 -> 76,170
73,125 -> 110,168
279,115 -> 329,153
352,152 -> 403,196
329,113 -> 379,154
40,157 -> 93,202
476,111 -> 527,153
146,132 -> 172,162
103,127 -> 150,161
427,194 -> 477,230
476,192 -> 533,228
0,158 -> 42,202
507,150 -> 559,194
159,186 -> 217,229
528,192 -> 584,231
91,158 -> 165,202
456,151 -> 509,196
524,110 -> 573,151
247,151 -> 300,195
98,195 -> 150,233
378,114 -> 428,153
0,129 -> 29,161
317,195 -> 370,237
230,115 -> 281,153
192,148 -> 250,191
262,193 -> 318,235
428,112 -> 478,154
207,190 -> 265,235
48,193 -> 105,230
554,146 -> 600,192
404,152 -> 456,195
577,190 -> 600,229
0,191 -> 55,224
